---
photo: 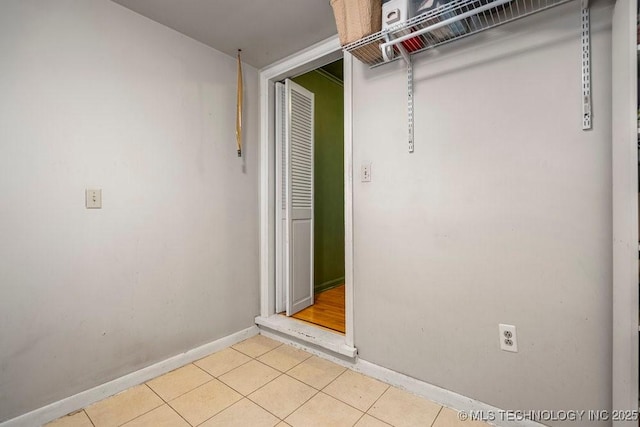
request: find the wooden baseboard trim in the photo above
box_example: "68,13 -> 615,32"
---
315,277 -> 345,294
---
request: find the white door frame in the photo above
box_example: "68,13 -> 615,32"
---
259,35 -> 355,349
611,0 -> 638,420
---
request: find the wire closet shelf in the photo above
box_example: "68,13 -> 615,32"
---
343,0 -> 574,67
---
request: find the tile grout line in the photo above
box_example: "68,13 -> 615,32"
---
189,362 -> 216,378
146,346 -> 259,404
214,343 -> 283,402
168,404 -> 194,427
193,398 -> 250,427
242,397 -> 289,424
353,371 -> 392,414
267,373 -> 322,422
314,390 -> 369,420
365,412 -> 395,427
352,411 -> 367,427
171,351 -> 259,404
286,355 -> 347,392
187,356 -> 287,427
257,347 -> 314,373
84,407 -> 98,427
318,367 -> 348,392
161,377 -> 218,405
216,359 -> 283,398
361,386 -> 394,426
241,353 -> 322,422
146,364 -> 215,403
235,342 -> 323,422
108,384 -> 164,427
246,392 -> 292,424
429,405 -> 444,427
193,350 -> 254,378
362,383 -> 391,413
230,341 -> 284,359
314,367 -> 391,416
194,341 -> 301,427
142,383 -> 193,427
146,344 -> 265,425
83,409 -> 96,427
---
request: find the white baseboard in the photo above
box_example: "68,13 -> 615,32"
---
258,329 -> 542,427
1,326 -> 258,427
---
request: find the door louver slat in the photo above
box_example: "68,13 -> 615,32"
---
290,90 -> 313,210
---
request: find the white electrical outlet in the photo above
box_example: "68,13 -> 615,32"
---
498,324 -> 518,352
361,163 -> 372,182
86,189 -> 102,209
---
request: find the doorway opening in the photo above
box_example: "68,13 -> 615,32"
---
276,59 -> 346,334
257,36 -> 355,358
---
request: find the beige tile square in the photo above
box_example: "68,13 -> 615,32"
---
257,345 -> 312,372
219,360 -> 281,395
355,414 -> 392,426
432,407 -> 492,427
286,356 -> 346,389
368,387 -> 442,427
195,348 -> 252,377
232,335 -> 282,358
200,398 -> 280,427
45,410 -> 93,427
85,384 -> 163,427
248,374 -> 317,419
285,392 -> 363,427
146,364 -> 213,401
276,423 -> 292,427
168,379 -> 242,426
122,405 -> 189,427
323,370 -> 389,411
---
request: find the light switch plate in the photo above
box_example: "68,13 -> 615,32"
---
361,163 -> 372,182
86,189 -> 102,209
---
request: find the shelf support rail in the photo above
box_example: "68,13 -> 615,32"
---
385,32 -> 415,154
581,0 -> 592,130
408,57 -> 414,153
375,0 -> 592,150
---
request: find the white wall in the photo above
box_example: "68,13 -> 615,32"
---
0,0 -> 259,421
352,2 -> 613,424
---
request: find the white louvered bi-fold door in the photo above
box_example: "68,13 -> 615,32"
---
284,79 -> 314,316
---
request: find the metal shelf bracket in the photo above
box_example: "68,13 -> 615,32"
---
388,37 -> 415,153
581,0 -> 592,130
408,59 -> 414,153
343,0 -> 590,150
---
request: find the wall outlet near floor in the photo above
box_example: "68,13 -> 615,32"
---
499,324 -> 518,352
361,163 -> 372,182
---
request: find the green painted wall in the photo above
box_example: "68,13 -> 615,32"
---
293,69 -> 344,293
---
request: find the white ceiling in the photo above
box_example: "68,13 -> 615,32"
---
111,0 -> 338,69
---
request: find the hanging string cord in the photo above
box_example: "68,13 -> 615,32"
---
236,49 -> 243,157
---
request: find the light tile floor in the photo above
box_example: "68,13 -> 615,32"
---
46,335 -> 490,427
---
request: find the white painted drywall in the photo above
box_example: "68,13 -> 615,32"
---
352,2 -> 613,425
0,0 -> 259,421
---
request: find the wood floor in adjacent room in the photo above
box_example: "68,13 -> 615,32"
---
292,285 -> 345,334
